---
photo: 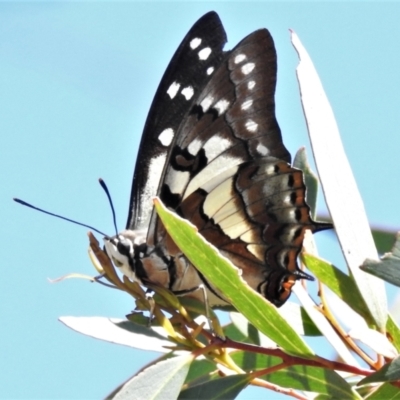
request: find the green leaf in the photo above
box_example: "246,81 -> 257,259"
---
222,322 -> 248,342
364,382 -> 400,399
278,301 -> 321,336
386,314 -> 400,353
359,356 -> 400,385
183,359 -> 216,388
154,198 -> 314,358
229,312 -> 276,347
59,316 -> 173,352
179,374 -> 250,400
303,253 -> 375,326
361,233 -> 400,287
110,354 -> 194,400
371,227 -> 397,255
231,350 -> 281,372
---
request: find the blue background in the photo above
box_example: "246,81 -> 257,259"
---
2,2 -> 400,399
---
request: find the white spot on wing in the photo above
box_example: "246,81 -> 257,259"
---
234,54 -> 246,64
284,194 -> 293,204
200,95 -> 214,112
204,135 -> 232,161
206,66 -> 214,75
214,99 -> 230,116
188,138 -> 202,156
165,169 -> 190,196
190,37 -> 202,49
198,47 -> 212,60
181,86 -> 194,100
167,81 -> 180,99
241,62 -> 255,75
241,99 -> 253,110
247,80 -> 256,90
256,143 -> 269,156
245,119 -> 258,132
265,164 -> 277,175
184,158 -> 242,199
158,128 -> 174,147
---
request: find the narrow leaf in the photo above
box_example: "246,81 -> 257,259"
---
59,316 -> 173,352
179,374 -> 250,400
303,253 -> 374,325
184,358 -> 216,388
278,301 -> 321,336
371,227 -> 396,255
387,314 -> 400,352
359,356 -> 400,385
365,382 -> 400,399
154,198 -> 313,358
292,30 -> 387,329
362,233 -> 400,287
348,326 -> 398,359
112,354 -> 194,400
293,283 -> 359,367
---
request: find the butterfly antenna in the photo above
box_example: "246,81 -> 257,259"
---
98,178 -> 118,236
13,198 -> 107,236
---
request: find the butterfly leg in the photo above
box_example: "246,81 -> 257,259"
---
173,285 -> 215,334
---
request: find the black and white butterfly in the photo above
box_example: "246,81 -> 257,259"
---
103,11 -> 331,308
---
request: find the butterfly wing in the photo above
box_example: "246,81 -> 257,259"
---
126,12 -> 227,231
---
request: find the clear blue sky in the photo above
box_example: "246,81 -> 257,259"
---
2,2 -> 400,399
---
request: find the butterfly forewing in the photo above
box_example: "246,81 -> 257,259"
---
127,12 -> 227,231
149,29 -> 292,235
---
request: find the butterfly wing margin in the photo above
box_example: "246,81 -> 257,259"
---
126,12 -> 227,231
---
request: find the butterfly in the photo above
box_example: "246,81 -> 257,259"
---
101,11 -> 331,308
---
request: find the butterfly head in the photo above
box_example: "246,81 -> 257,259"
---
103,229 -> 147,282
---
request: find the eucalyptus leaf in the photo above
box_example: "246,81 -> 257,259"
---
359,356 -> 400,385
183,358 -> 217,388
59,316 -> 173,353
386,314 -> 400,352
179,374 -> 250,400
361,233 -> 400,287
303,253 -> 374,325
154,198 -> 313,358
292,30 -> 387,330
371,227 -> 397,255
278,301 -> 321,336
222,322 -> 248,342
364,382 -> 400,399
111,354 -> 194,400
